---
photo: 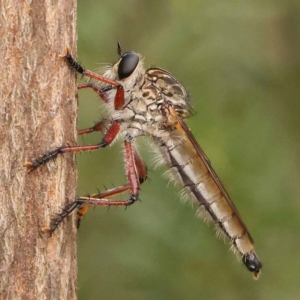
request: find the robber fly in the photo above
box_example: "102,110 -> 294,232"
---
25,44 -> 262,278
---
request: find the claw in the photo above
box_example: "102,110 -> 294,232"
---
58,47 -> 70,61
41,226 -> 51,232
24,161 -> 35,173
24,161 -> 33,167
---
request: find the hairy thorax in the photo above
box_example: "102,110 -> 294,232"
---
104,64 -> 191,142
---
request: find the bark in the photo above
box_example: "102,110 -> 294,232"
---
0,1 -> 78,299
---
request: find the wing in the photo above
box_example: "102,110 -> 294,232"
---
171,108 -> 254,242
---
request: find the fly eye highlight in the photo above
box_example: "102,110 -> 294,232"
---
118,52 -> 139,80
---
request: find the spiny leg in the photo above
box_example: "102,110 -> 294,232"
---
77,83 -> 113,103
77,119 -> 109,136
76,84 -> 115,135
59,47 -> 125,109
24,121 -> 121,171
25,84 -> 115,168
43,141 -> 148,233
25,49 -> 125,169
43,185 -> 131,233
76,141 -> 147,227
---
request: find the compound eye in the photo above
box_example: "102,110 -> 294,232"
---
118,52 -> 139,80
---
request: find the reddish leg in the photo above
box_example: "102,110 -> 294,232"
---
59,47 -> 124,110
25,121 -> 121,171
77,83 -> 113,103
73,84 -> 115,135
26,49 -> 125,169
77,119 -> 108,136
43,141 -> 148,232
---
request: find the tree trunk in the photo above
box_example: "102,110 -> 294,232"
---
0,1 -> 78,299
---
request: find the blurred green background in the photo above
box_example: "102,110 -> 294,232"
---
75,1 -> 300,299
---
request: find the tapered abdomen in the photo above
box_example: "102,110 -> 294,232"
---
157,125 -> 262,278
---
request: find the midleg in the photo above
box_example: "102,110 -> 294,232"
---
24,121 -> 121,171
43,141 -> 148,233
